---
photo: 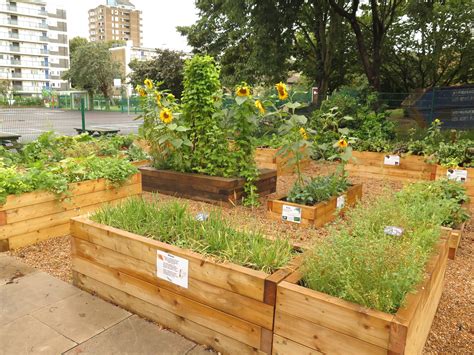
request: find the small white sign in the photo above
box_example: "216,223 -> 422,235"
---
446,169 -> 468,182
336,195 -> 346,210
384,155 -> 401,166
156,250 -> 189,288
282,204 -> 302,224
113,78 -> 122,88
384,226 -> 404,237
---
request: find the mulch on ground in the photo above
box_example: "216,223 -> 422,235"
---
7,160 -> 473,353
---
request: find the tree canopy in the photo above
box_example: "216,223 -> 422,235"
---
178,0 -> 473,93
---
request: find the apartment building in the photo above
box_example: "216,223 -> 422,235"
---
0,0 -> 69,96
89,0 -> 142,47
110,40 -> 157,79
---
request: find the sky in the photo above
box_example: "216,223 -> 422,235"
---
48,0 -> 198,51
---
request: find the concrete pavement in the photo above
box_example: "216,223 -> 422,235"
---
0,254 -> 212,355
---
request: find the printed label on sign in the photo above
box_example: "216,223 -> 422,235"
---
446,169 -> 468,182
157,250 -> 189,288
282,204 -> 302,224
336,195 -> 346,210
384,155 -> 400,166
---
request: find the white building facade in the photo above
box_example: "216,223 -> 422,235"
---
0,0 -> 69,96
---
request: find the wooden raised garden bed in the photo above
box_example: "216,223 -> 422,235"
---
346,151 -> 436,183
0,173 -> 142,251
435,166 -> 474,210
131,159 -> 151,167
139,167 -> 277,206
71,216 -> 302,354
255,147 -> 310,175
273,235 -> 449,354
267,184 -> 363,227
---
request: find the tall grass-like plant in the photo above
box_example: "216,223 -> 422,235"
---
92,197 -> 295,273
302,181 -> 464,314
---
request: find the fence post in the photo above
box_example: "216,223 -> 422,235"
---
430,88 -> 436,123
81,98 -> 86,131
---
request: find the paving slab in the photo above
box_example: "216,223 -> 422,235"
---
64,315 -> 196,355
0,254 -> 38,286
32,291 -> 131,343
0,272 -> 81,326
0,315 -> 76,354
187,345 -> 216,354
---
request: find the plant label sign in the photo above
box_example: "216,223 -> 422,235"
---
282,205 -> 302,223
384,226 -> 404,237
384,155 -> 400,166
156,250 -> 189,288
336,195 -> 346,210
446,169 -> 468,182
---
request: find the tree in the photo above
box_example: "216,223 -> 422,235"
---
69,37 -> 88,58
327,0 -> 405,91
0,79 -> 10,98
128,49 -> 186,97
63,42 -> 120,109
381,0 -> 473,91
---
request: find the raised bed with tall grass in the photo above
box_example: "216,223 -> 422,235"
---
71,197 -> 301,354
273,181 -> 466,354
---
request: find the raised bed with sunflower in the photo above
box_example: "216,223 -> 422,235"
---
254,83 -> 311,176
135,55 -> 277,207
266,102 -> 362,227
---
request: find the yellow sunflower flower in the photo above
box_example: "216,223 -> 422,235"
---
337,138 -> 348,149
136,86 -> 146,97
144,79 -> 153,89
236,85 -> 251,97
275,82 -> 288,100
299,127 -> 308,140
160,108 -> 173,124
155,91 -> 162,105
255,100 -> 265,114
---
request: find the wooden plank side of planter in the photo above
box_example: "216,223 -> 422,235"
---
131,159 -> 151,167
267,184 -> 362,228
347,152 -> 436,182
0,174 -> 142,250
0,174 -> 141,211
273,237 -> 449,355
71,217 -> 267,301
71,216 -> 300,354
73,272 -> 264,355
140,168 -> 276,206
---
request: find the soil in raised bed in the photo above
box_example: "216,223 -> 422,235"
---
6,160 -> 473,354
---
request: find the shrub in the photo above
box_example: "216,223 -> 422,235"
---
287,174 -> 349,206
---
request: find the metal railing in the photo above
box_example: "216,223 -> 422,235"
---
0,4 -> 47,17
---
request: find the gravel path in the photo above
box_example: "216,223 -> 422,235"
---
7,161 -> 473,353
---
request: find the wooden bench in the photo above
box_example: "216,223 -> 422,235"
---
75,127 -> 120,136
0,132 -> 21,150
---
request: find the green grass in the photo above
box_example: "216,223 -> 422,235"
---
301,180 -> 464,314
91,196 -> 296,273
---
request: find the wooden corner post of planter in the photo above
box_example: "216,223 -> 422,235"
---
70,216 -> 302,354
273,236 -> 449,354
0,173 -> 142,251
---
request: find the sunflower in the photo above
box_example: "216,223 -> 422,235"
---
160,108 -> 173,124
155,91 -> 162,105
255,100 -> 265,114
337,138 -> 348,149
275,82 -> 288,100
236,85 -> 250,97
144,79 -> 153,89
136,86 -> 147,97
299,127 -> 308,140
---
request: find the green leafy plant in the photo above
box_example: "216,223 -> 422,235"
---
92,196 -> 296,273
287,174 -> 349,206
301,180 -> 463,314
